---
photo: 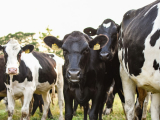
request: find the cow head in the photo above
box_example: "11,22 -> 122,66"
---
0,39 -> 34,75
44,31 -> 108,83
84,19 -> 120,61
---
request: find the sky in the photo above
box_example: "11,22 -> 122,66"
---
0,0 -> 156,39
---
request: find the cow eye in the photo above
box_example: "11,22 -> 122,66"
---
82,48 -> 89,54
63,50 -> 68,56
111,34 -> 117,38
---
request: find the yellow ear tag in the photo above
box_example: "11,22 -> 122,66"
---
25,49 -> 30,53
93,43 -> 100,50
52,43 -> 59,50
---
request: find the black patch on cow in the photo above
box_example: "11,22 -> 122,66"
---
153,59 -> 159,70
124,47 -> 128,72
0,56 -> 7,92
121,3 -> 158,76
32,51 -> 57,84
12,60 -> 33,83
150,29 -> 160,46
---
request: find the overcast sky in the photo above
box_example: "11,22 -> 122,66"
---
0,0 -> 156,39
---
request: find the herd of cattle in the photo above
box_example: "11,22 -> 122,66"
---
0,0 -> 160,120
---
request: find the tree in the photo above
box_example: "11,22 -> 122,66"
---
0,31 -> 40,51
39,27 -> 63,58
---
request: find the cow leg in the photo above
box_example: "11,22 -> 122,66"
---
120,66 -> 136,120
56,80 -> 64,119
32,94 -> 40,116
73,99 -> 78,116
103,90 -> 115,115
21,91 -> 34,120
7,90 -> 15,120
3,97 -> 8,112
89,84 -> 104,120
29,97 -> 34,116
151,93 -> 160,120
142,92 -> 150,120
98,98 -> 105,120
84,103 -> 89,120
64,87 -> 73,120
41,91 -> 51,120
51,84 -> 56,105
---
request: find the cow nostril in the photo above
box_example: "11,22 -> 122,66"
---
77,71 -> 80,78
67,71 -> 71,78
106,53 -> 110,58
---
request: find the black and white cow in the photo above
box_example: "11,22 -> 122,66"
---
118,0 -> 160,119
44,31 -> 108,120
29,53 -> 64,120
0,53 -> 64,119
0,39 -> 57,120
83,19 -> 125,116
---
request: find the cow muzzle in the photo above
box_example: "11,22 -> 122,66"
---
8,68 -> 18,75
67,69 -> 81,83
100,52 -> 110,61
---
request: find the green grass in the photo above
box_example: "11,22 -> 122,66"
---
0,95 -> 151,120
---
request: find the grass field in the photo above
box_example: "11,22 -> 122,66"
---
0,95 -> 151,120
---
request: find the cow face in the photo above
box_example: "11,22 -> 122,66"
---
44,31 -> 108,83
84,19 -> 119,61
0,39 -> 34,75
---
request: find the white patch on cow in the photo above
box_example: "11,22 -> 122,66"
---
103,22 -> 111,28
108,86 -> 114,94
5,39 -> 21,74
104,108 -> 112,115
5,77 -> 35,100
144,4 -> 158,16
21,52 -> 42,87
151,93 -> 160,120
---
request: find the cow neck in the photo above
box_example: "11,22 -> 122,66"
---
7,75 -> 13,86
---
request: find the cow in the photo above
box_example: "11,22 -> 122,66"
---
44,31 -> 108,120
83,19 -> 125,116
0,39 -> 57,120
118,0 -> 160,119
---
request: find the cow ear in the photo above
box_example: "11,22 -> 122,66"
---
44,36 -> 63,49
83,27 -> 97,36
89,35 -> 109,50
22,45 -> 34,53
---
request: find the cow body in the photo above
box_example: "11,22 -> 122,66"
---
0,39 -> 57,120
44,31 -> 108,120
118,1 -> 160,119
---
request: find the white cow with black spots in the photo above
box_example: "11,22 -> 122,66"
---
118,1 -> 160,120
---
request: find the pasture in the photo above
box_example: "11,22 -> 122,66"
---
0,95 -> 151,120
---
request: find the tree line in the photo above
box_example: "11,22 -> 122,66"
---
0,27 -> 63,58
